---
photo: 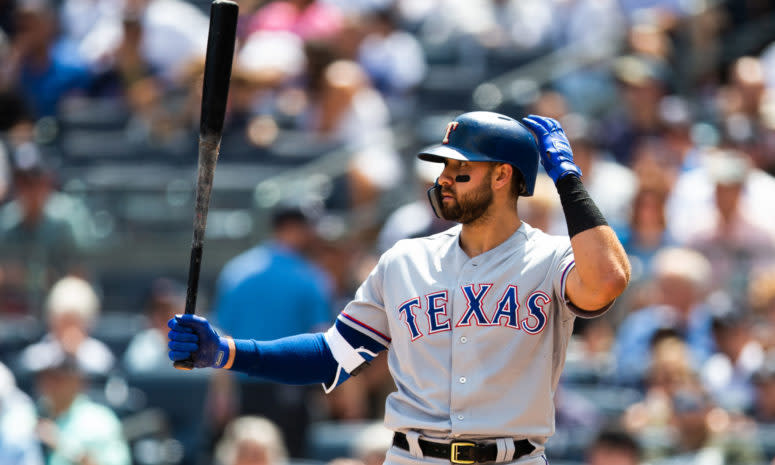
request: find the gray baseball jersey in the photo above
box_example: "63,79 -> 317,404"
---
324,222 -> 598,458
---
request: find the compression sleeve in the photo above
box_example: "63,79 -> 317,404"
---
229,333 -> 339,385
556,175 -> 608,238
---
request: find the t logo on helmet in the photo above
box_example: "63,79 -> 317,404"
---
442,122 -> 459,144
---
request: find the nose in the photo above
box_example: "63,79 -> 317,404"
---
438,165 -> 456,186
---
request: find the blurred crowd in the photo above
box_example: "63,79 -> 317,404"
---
3,0 -> 775,465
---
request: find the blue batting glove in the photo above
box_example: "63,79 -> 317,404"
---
522,115 -> 582,184
167,314 -> 232,369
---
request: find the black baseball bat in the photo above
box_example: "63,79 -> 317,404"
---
175,0 -> 238,370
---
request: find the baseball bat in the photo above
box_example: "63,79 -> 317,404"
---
175,0 -> 239,370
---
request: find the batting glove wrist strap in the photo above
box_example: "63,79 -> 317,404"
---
547,161 -> 582,184
213,336 -> 235,369
556,175 -> 607,238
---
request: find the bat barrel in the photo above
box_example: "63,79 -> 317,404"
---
200,0 -> 239,136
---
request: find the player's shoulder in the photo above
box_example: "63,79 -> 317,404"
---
522,223 -> 572,253
382,224 -> 460,259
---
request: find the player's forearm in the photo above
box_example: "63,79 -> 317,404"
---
557,176 -> 630,308
227,333 -> 339,385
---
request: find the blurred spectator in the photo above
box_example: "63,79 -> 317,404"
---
376,157 -> 453,253
328,459 -> 364,465
351,421 -> 392,465
622,332 -> 694,436
563,315 -> 617,383
410,0 -> 495,51
666,147 -> 775,246
246,0 -> 344,42
3,0 -> 92,118
477,0 -> 558,53
750,353 -> 775,423
0,143 -> 85,316
0,139 -> 11,203
625,330 -> 764,464
615,187 -> 676,282
700,301 -> 764,413
121,0 -> 208,85
629,137 -> 681,193
210,206 -> 333,457
584,428 -> 641,465
618,0 -> 693,23
29,342 -> 130,465
19,276 -> 115,377
0,28 -> 33,131
237,30 -> 307,87
614,247 -> 715,386
0,0 -> 16,36
213,206 -> 332,340
520,175 -> 561,234
685,151 -> 775,301
59,0 -> 124,73
553,384 -> 604,431
356,7 -> 426,112
602,54 -> 670,165
561,113 -> 636,229
549,0 -> 626,114
121,277 -> 184,374
654,386 -> 764,464
657,95 -> 699,171
214,416 -> 288,465
0,361 -> 43,465
305,59 -> 403,212
748,267 -> 775,351
717,57 -> 767,121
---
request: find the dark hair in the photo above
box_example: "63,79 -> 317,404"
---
271,206 -> 311,230
509,166 -> 526,198
589,428 -> 641,459
649,326 -> 683,349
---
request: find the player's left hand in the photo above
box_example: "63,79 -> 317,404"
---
522,115 -> 582,183
168,314 -> 230,368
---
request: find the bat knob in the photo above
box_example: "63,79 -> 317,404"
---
174,359 -> 195,370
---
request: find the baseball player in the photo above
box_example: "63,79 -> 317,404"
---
168,112 -> 630,464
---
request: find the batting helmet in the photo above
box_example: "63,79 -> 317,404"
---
418,111 -> 540,196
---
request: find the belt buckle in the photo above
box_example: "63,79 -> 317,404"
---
450,442 -> 476,464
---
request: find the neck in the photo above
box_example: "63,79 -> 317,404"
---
50,393 -> 78,417
459,207 -> 521,257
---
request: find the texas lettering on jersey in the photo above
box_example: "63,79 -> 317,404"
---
397,284 -> 550,340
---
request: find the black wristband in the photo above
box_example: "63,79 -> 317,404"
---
556,175 -> 608,238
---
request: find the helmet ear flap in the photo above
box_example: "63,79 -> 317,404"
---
427,178 -> 445,219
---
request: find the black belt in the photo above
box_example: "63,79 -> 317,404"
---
393,432 -> 536,464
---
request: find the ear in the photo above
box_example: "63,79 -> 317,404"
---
491,164 -> 512,191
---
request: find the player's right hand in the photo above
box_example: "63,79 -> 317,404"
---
168,314 -> 232,369
521,115 -> 582,184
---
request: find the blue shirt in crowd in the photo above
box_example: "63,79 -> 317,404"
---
20,40 -> 91,117
213,242 -> 333,341
613,304 -> 715,387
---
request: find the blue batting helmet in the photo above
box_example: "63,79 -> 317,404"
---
418,111 -> 540,196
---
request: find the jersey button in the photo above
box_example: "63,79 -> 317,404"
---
460,337 -> 468,343
457,415 -> 464,420
459,377 -> 467,383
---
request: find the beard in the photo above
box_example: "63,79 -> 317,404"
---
440,178 -> 494,224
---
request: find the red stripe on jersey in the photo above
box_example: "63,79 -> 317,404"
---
340,312 -> 392,343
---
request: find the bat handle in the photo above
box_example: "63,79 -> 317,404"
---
174,360 -> 195,370
174,244 -> 204,371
